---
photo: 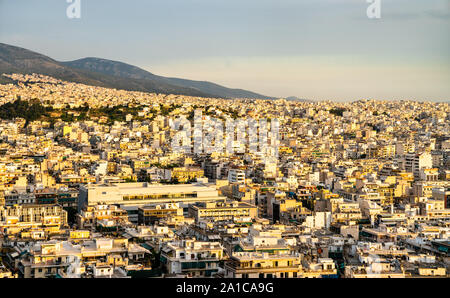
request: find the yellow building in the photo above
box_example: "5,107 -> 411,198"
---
70,230 -> 91,240
77,204 -> 129,229
418,266 -> 446,277
138,203 -> 184,225
171,167 -> 204,183
62,126 -> 72,136
0,204 -> 67,237
0,267 -> 17,278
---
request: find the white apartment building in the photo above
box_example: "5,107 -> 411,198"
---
78,182 -> 226,222
303,212 -> 332,229
160,239 -> 224,277
228,169 -> 246,184
404,152 -> 432,179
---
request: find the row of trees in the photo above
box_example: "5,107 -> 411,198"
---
0,99 -> 236,125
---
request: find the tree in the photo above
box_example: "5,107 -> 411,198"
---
0,99 -> 47,126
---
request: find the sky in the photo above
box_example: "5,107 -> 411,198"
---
0,0 -> 449,101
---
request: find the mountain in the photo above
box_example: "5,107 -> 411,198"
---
0,43 -> 95,85
0,43 -> 274,99
62,58 -> 274,99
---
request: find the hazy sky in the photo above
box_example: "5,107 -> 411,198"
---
0,0 -> 449,101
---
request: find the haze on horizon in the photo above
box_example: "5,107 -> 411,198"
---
0,0 -> 449,102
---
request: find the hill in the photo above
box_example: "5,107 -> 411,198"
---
0,43 -> 274,99
63,57 -> 274,99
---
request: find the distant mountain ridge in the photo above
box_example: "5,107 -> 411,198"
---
62,57 -> 272,99
0,43 -> 275,99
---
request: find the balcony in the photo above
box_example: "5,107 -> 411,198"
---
31,259 -> 70,268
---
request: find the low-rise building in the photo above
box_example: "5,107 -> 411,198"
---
160,239 -> 225,277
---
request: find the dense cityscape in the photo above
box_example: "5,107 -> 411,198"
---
0,73 -> 448,279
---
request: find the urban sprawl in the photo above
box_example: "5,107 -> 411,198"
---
0,73 -> 448,278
